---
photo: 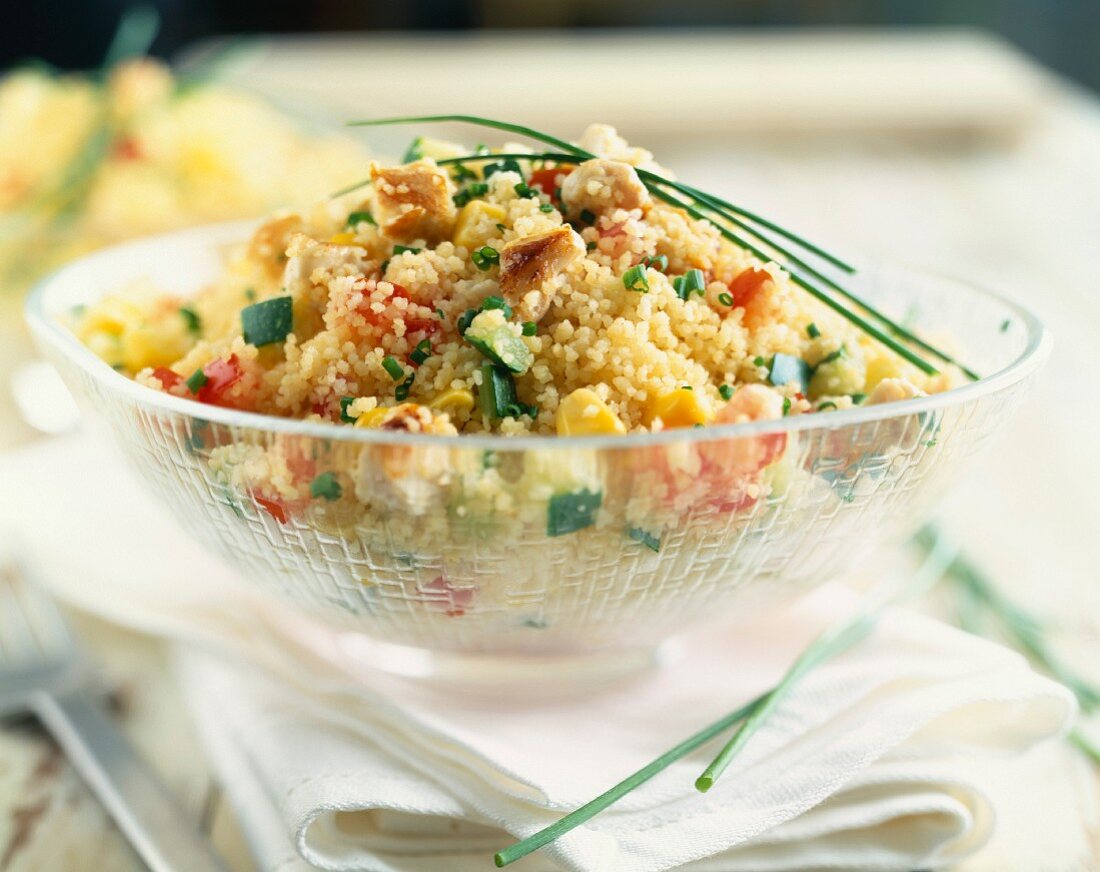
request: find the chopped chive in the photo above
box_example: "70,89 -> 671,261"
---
769,353 -> 811,392
547,489 -> 602,537
402,136 -> 424,162
409,339 -> 432,366
479,362 -> 518,419
380,259 -> 390,273
395,373 -> 415,401
339,396 -> 358,423
346,210 -> 376,227
482,158 -> 523,178
185,368 -> 207,394
850,392 -> 866,404
457,308 -> 480,334
393,245 -> 422,256
436,308 -> 446,319
453,182 -> 490,207
481,296 -> 512,315
310,472 -> 342,501
579,209 -> 596,225
807,322 -> 820,338
472,246 -> 501,271
717,292 -> 734,307
514,181 -> 539,199
452,163 -> 477,182
539,203 -> 555,213
673,269 -> 706,301
241,296 -> 293,346
814,345 -> 847,370
644,254 -> 668,271
495,223 -> 507,232
817,401 -> 838,411
522,321 -> 537,336
622,264 -> 649,293
753,356 -> 765,367
382,356 -> 405,381
782,397 -> 792,416
586,240 -> 597,251
718,384 -> 734,400
179,306 -> 201,336
628,526 -> 660,552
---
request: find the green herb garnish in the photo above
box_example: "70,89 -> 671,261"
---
409,339 -> 432,366
482,157 -> 523,179
782,397 -> 792,416
453,182 -> 490,207
481,296 -> 512,315
395,373 -> 415,401
547,489 -> 602,537
179,306 -> 201,336
310,472 -> 342,501
339,396 -> 358,423
753,356 -> 765,367
514,181 -> 539,199
241,296 -> 293,347
479,362 -> 518,419
807,322 -> 820,338
185,368 -> 207,394
579,209 -> 596,225
452,163 -> 477,182
622,264 -> 649,293
522,321 -> 537,336
628,526 -> 660,552
346,210 -> 376,227
673,269 -> 706,301
393,245 -> 422,256
402,136 -> 424,162
717,292 -> 734,307
817,401 -> 838,411
472,246 -> 501,271
643,254 -> 668,271
539,203 -> 555,213
382,356 -> 405,381
814,345 -> 847,370
850,392 -> 866,405
718,384 -> 734,400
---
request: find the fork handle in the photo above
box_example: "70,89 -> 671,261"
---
35,690 -> 228,872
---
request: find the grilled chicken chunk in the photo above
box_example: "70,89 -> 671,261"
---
560,158 -> 651,216
498,226 -> 584,322
370,160 -> 457,244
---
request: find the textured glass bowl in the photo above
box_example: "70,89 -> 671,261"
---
27,223 -> 1049,676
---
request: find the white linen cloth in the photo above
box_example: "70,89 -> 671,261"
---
0,435 -> 1077,872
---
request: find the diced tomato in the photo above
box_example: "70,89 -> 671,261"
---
528,167 -> 571,201
254,493 -> 289,524
727,267 -> 772,308
417,576 -> 476,617
151,367 -> 182,391
113,136 -> 143,161
404,317 -> 440,337
195,356 -> 244,408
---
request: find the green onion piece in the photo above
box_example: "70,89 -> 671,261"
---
719,384 -> 734,400
457,308 -> 480,334
547,489 -> 602,537
453,189 -> 472,207
482,158 -> 523,179
814,346 -> 847,370
622,264 -> 649,293
479,362 -> 518,419
579,209 -> 596,225
817,401 -> 838,411
393,245 -> 422,256
481,296 -> 513,316
395,373 -> 415,401
539,203 -> 554,213
179,306 -> 201,336
310,472 -> 342,501
382,356 -> 405,381
673,268 -> 707,301
402,136 -> 424,162
380,259 -> 390,274
452,163 -> 477,182
185,368 -> 207,394
769,353 -> 810,392
472,246 -> 501,271
644,254 -> 668,271
409,339 -> 432,366
782,397 -> 792,416
346,210 -> 376,227
436,308 -> 446,319
1000,319 -> 1011,333
241,296 -> 293,346
753,356 -> 765,367
807,322 -> 821,338
495,223 -> 507,231
521,321 -> 537,336
717,292 -> 734,307
850,392 -> 866,405
339,396 -> 358,423
514,182 -> 539,199
628,526 -> 660,552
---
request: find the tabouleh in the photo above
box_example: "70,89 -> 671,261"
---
78,123 -> 960,439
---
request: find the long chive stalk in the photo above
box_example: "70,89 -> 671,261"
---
695,528 -> 959,791
345,116 -> 985,379
496,532 -> 959,866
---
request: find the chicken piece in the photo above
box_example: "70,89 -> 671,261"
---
560,158 -> 651,216
370,160 -> 456,244
282,233 -> 374,341
248,213 -> 304,280
498,226 -> 585,322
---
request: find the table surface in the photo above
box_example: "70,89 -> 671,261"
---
1,34 -> 1099,872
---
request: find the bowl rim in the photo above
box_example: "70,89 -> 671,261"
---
26,221 -> 1053,452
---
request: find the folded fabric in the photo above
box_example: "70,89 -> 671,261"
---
1,435 -> 1077,872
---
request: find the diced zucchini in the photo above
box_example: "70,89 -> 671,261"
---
547,489 -> 602,537
465,309 -> 533,374
241,296 -> 293,346
479,363 -> 518,419
768,353 -> 810,392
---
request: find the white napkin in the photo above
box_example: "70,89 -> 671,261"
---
0,434 -> 1077,872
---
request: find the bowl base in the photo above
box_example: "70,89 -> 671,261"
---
330,634 -> 675,695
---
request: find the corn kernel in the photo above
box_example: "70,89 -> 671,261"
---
863,354 -> 904,392
354,407 -> 389,429
556,388 -> 626,436
328,231 -> 363,246
645,388 -> 710,429
121,322 -> 192,371
429,388 -> 475,416
452,201 -> 507,251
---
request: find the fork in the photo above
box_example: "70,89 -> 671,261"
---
0,557 -> 228,872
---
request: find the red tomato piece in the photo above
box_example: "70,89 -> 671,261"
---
528,167 -> 571,201
254,493 -> 289,524
195,356 -> 244,408
151,367 -> 182,391
727,267 -> 772,308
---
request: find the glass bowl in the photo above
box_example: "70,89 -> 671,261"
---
26,222 -> 1050,679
